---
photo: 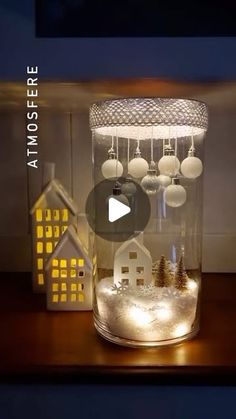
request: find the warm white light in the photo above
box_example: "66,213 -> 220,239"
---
173,322 -> 190,338
187,279 -> 198,292
128,306 -> 152,327
101,159 -> 123,179
158,155 -> 180,177
157,305 -> 173,321
128,157 -> 149,178
156,174 -> 172,187
164,184 -> 187,208
181,156 -> 203,179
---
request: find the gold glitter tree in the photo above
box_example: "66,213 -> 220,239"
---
155,255 -> 172,287
175,255 -> 188,291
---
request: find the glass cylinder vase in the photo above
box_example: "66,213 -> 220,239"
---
89,97 -> 208,347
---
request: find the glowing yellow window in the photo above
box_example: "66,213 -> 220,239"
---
46,242 -> 53,253
78,283 -> 84,291
36,208 -> 42,222
37,258 -> 43,270
38,273 -> 44,285
54,241 -> 58,248
61,269 -> 67,278
70,258 -> 76,268
62,209 -> 68,222
61,283 -> 67,291
54,226 -> 60,238
70,269 -> 76,278
45,226 -> 52,238
60,294 -> 67,302
52,258 -> 58,267
61,225 -> 68,234
78,258 -> 84,267
53,209 -> 60,221
78,293 -> 84,302
52,294 -> 59,303
60,259 -> 67,268
71,294 -> 76,302
36,226 -> 43,238
52,269 -> 59,278
37,242 -> 43,254
45,209 -> 51,221
71,283 -> 77,292
52,283 -> 59,292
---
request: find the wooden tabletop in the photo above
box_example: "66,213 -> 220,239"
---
0,273 -> 236,385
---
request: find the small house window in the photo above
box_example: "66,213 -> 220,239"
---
136,278 -> 144,286
78,293 -> 84,302
78,270 -> 85,277
46,242 -> 53,253
61,283 -> 67,291
36,209 -> 42,222
52,269 -> 59,278
78,283 -> 84,291
60,294 -> 67,302
45,209 -> 51,221
37,258 -> 43,270
38,273 -> 44,285
36,226 -> 43,238
71,283 -> 77,291
53,209 -> 60,221
52,258 -> 58,267
78,258 -> 84,267
52,283 -> 58,292
129,252 -> 137,259
61,269 -> 67,278
121,266 -> 129,273
71,294 -> 76,302
122,278 -> 129,286
136,266 -> 144,274
54,226 -> 60,238
45,226 -> 52,238
60,259 -> 67,268
37,242 -> 43,254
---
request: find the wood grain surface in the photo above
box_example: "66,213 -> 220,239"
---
0,273 -> 236,384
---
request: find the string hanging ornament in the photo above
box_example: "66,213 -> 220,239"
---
141,132 -> 160,195
128,129 -> 149,178
181,134 -> 203,179
101,135 -> 123,179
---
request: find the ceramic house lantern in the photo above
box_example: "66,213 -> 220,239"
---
45,225 -> 92,311
114,237 -> 152,288
30,163 -> 78,293
90,97 -> 208,347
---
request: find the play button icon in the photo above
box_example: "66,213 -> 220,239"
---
108,197 -> 131,222
85,177 -> 151,242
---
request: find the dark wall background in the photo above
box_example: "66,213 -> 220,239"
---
1,1 -> 236,416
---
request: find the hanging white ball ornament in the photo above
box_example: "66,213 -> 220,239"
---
181,156 -> 203,179
101,148 -> 123,179
156,174 -> 172,187
128,149 -> 148,179
164,179 -> 187,208
141,161 -> 160,195
158,155 -> 180,176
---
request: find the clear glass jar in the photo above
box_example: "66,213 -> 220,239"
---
89,98 -> 208,347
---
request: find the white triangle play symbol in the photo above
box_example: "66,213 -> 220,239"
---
108,197 -> 131,223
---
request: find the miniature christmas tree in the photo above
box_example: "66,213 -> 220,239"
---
175,255 -> 188,291
155,255 -> 171,287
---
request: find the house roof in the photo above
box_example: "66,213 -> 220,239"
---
30,179 -> 78,215
115,237 -> 151,260
45,225 -> 92,271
